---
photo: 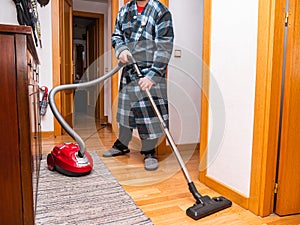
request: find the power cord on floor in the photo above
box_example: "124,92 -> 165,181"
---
83,123 -> 107,142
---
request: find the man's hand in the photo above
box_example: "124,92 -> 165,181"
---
118,50 -> 132,63
138,77 -> 154,91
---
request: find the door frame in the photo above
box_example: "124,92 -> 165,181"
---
73,11 -> 105,122
51,0 -> 73,135
249,0 -> 286,216
273,0 -> 300,215
199,0 -> 287,216
52,0 -> 61,136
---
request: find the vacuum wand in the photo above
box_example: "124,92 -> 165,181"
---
129,55 -> 232,220
145,86 -> 204,204
49,63 -> 123,157
130,56 -> 202,202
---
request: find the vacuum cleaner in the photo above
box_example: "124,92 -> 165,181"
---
47,62 -> 123,177
128,56 -> 232,220
48,53 -> 232,219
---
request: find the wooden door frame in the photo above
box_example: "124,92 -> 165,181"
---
273,0 -> 300,215
249,0 -> 286,216
110,0 -> 119,133
51,0 -> 73,135
61,0 -> 73,133
51,0 -> 61,136
199,0 -> 286,216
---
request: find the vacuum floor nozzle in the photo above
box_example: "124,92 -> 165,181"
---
186,196 -> 232,220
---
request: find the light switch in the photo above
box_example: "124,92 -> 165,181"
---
174,49 -> 182,58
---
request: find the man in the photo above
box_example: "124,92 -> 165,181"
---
103,0 -> 174,171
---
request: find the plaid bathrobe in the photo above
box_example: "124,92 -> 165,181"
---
112,0 -> 174,140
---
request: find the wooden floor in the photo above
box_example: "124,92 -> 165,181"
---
42,114 -> 300,225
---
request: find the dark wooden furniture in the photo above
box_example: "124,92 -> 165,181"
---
0,24 -> 41,225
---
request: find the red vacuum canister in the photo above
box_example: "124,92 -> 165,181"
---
47,142 -> 93,177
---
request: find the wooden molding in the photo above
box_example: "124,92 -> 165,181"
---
249,0 -> 286,216
199,0 -> 212,181
51,0 -> 61,137
73,11 -> 103,18
41,131 -> 55,138
111,0 -> 119,131
202,175 -> 249,209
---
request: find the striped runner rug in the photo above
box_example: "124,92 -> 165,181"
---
35,151 -> 153,225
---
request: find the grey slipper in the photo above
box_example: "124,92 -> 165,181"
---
144,154 -> 158,171
103,147 -> 130,157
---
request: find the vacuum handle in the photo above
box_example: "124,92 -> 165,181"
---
127,55 -> 144,79
49,63 -> 123,157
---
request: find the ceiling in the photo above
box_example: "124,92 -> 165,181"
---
73,0 -> 109,40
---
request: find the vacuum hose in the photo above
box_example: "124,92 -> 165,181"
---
49,63 -> 123,157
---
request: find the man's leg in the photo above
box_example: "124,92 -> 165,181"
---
115,125 -> 133,149
141,138 -> 159,171
103,125 -> 132,157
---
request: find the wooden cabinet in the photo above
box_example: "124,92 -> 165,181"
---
0,24 -> 41,225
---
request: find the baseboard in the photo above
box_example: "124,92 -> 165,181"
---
199,173 -> 249,209
164,142 -> 200,151
41,131 -> 55,138
158,142 -> 200,156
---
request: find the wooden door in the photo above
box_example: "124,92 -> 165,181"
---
86,20 -> 103,121
275,0 -> 300,216
60,0 -> 73,131
159,0 -> 168,6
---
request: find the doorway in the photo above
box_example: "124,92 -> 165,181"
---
72,12 -> 105,123
73,16 -> 94,114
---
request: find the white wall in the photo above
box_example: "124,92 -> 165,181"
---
1,1 -> 54,131
0,1 -> 18,24
207,0 -> 259,196
168,0 -> 203,145
37,4 -> 54,131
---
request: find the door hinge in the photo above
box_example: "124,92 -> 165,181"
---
285,11 -> 289,27
274,182 -> 279,194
